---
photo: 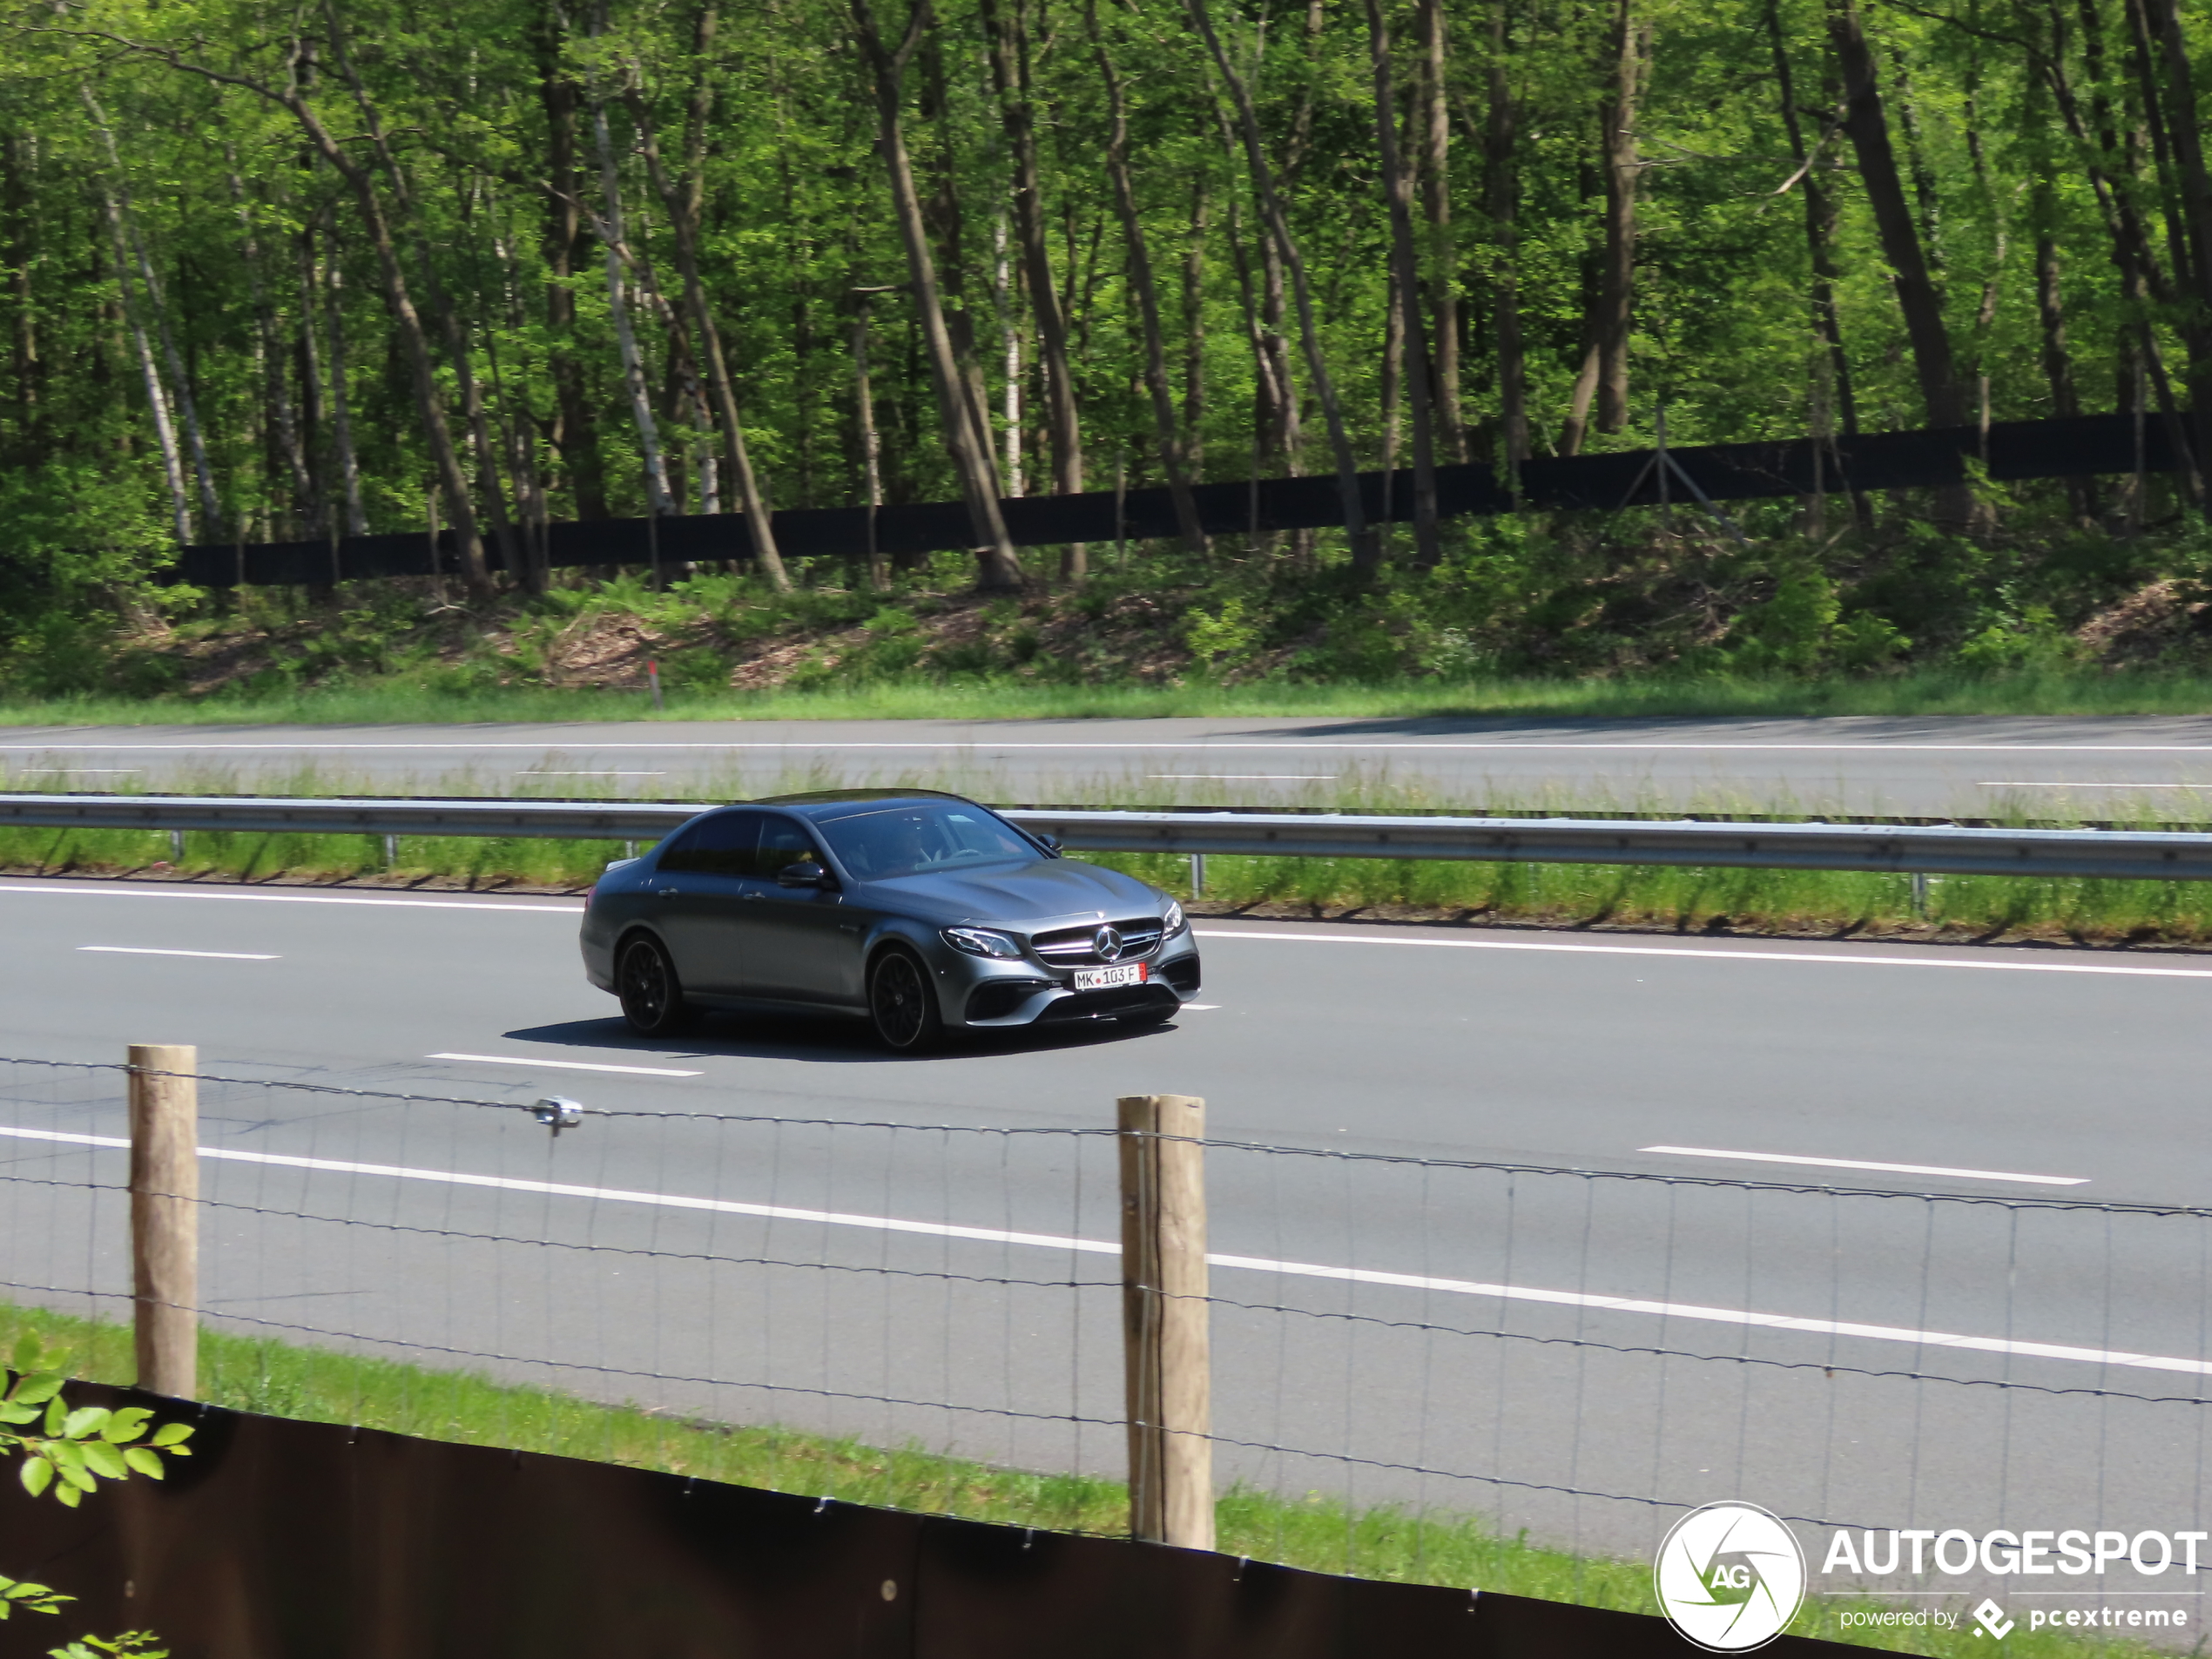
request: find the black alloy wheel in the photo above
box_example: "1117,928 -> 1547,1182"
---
868,948 -> 941,1052
617,936 -> 690,1036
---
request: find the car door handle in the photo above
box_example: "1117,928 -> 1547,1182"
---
655,888 -> 678,899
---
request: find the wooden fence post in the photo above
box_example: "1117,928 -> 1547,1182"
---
1117,1093 -> 1214,1550
128,1043 -> 199,1399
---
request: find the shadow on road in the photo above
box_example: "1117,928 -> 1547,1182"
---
499,1011 -> 1175,1065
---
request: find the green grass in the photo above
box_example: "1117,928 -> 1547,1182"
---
5,664 -> 2212,726
11,813 -> 2212,950
0,1300 -> 2170,1656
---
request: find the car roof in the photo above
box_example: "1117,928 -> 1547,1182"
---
752,787 -> 980,819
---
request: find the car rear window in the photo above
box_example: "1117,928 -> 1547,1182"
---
818,804 -> 1036,881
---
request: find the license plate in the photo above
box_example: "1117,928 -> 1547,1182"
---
1073,962 -> 1148,991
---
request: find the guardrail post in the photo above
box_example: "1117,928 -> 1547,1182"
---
128,1043 -> 199,1399
1118,1093 -> 1213,1550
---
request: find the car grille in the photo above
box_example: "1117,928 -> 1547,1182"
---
1031,917 -> 1165,967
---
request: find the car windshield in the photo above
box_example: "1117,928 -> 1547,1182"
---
818,803 -> 1038,881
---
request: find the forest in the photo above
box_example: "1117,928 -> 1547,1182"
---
0,0 -> 2209,699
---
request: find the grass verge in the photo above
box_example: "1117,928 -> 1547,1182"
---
11,820 -> 2212,952
0,1300 -> 2166,1656
3,665 -> 2212,727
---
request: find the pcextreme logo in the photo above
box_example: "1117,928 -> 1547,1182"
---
1654,1501 -> 1809,1652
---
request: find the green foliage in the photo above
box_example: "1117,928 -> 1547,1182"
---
46,1635 -> 168,1658
1954,602 -> 2081,673
3,1336 -> 194,1510
0,1338 -> 192,1656
1727,566 -> 1840,673
0,0 -> 2203,697
1,1574 -> 72,1619
1184,597 -> 1263,674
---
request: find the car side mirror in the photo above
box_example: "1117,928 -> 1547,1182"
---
777,860 -> 833,888
1035,833 -> 1062,856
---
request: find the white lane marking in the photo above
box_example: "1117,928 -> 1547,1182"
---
1979,780 -> 2206,789
1147,773 -> 1339,780
1642,1144 -> 2087,1187
9,738 -> 2212,754
78,947 -> 280,961
427,1052 -> 703,1078
1179,1003 -> 1222,1010
0,1123 -> 2190,1379
1194,927 -> 2212,981
0,883 -> 577,914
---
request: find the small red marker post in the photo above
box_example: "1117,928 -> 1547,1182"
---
647,658 -> 663,712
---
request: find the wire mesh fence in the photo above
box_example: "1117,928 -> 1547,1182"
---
1,1050 -> 2206,1602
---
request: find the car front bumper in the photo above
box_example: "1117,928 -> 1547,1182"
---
948,932 -> 1201,1029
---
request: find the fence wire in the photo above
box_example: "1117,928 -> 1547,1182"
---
0,1053 -> 2204,1593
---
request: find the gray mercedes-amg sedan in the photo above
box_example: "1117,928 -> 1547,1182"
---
579,789 -> 1200,1049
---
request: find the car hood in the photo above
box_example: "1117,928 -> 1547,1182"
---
858,857 -> 1161,926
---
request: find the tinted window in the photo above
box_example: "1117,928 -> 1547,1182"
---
657,810 -> 761,876
817,803 -> 1036,881
756,815 -> 823,878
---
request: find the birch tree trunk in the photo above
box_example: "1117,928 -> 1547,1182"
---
94,176 -> 192,543
850,0 -> 1025,591
982,0 -> 1086,577
1085,0 -> 1207,556
1764,0 -> 1860,439
539,6 -> 611,520
1485,10 -> 1528,485
590,85 -> 677,520
226,164 -> 314,532
1829,0 -> 1976,525
320,255 -> 368,536
1182,181 -> 1208,474
2137,0 -> 2212,494
1366,0 -> 1439,566
1416,0 -> 1464,462
627,7 -> 794,590
1829,0 -> 1966,430
1184,0 -> 1373,573
83,87 -> 221,538
1595,0 -> 1649,435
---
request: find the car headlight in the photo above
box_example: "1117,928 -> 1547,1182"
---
1163,898 -> 1186,937
942,926 -> 1025,959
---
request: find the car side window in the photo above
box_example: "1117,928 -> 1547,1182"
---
755,815 -> 822,880
657,810 -> 763,876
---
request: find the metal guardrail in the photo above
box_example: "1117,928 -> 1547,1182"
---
5,791 -> 2212,882
1008,807 -> 2212,880
0,792 -> 695,841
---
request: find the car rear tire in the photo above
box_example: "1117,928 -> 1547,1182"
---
617,935 -> 691,1036
868,947 -> 942,1052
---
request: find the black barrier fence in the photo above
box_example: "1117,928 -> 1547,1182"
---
0,1379 -> 1872,1658
170,409 -> 2201,589
12,1057 -> 2212,1654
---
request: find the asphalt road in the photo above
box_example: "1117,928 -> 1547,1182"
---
2,873 -> 2207,1617
13,715 -> 2212,817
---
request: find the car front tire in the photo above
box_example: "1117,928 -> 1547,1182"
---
617,935 -> 691,1036
868,947 -> 942,1053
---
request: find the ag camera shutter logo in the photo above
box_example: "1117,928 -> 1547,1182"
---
1654,1501 -> 1808,1651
